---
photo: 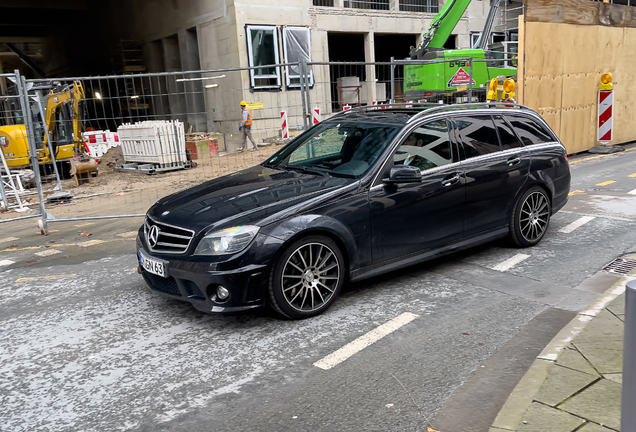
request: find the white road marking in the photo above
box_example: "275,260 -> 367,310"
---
78,240 -> 106,247
0,259 -> 15,267
492,254 -> 531,272
0,237 -> 19,244
34,249 -> 62,257
313,312 -> 419,370
559,216 -> 595,234
628,188 -> 636,196
118,231 -> 139,237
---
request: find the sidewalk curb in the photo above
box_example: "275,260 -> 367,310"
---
489,272 -> 635,432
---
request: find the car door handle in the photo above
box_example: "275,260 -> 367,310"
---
441,174 -> 460,187
507,156 -> 521,166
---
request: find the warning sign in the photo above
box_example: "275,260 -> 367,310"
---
447,68 -> 476,88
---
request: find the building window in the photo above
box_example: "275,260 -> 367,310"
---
344,0 -> 390,11
282,27 -> 314,88
399,0 -> 439,12
246,25 -> 281,89
313,0 -> 334,5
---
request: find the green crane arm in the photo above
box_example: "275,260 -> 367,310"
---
410,0 -> 473,59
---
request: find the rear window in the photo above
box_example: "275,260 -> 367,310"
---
505,115 -> 555,145
454,115 -> 501,158
494,115 -> 523,150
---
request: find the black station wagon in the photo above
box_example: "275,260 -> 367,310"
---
137,103 -> 571,319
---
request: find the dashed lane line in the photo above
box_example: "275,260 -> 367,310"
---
559,216 -> 596,234
15,274 -> 76,283
34,249 -> 63,257
313,312 -> 420,370
629,173 -> 636,178
0,259 -> 15,267
629,188 -> 636,196
492,254 -> 530,272
596,180 -> 617,186
569,190 -> 585,196
0,237 -> 19,244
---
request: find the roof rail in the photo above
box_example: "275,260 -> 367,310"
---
406,101 -> 531,124
327,101 -> 532,122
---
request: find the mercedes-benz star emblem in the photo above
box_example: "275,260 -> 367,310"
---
148,225 -> 160,248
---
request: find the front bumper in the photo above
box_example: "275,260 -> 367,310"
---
136,233 -> 273,314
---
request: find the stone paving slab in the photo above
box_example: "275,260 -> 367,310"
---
579,421 -> 620,432
574,339 -> 623,375
559,379 -> 622,431
574,309 -> 624,344
556,347 -> 600,377
534,365 -> 598,407
518,402 -> 585,432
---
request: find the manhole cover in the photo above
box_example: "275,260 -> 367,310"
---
603,258 -> 636,274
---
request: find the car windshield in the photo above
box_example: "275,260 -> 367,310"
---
265,121 -> 399,178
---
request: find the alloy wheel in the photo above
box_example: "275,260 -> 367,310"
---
280,242 -> 340,313
519,191 -> 550,242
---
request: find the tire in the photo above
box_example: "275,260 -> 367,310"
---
509,186 -> 551,247
268,235 -> 345,319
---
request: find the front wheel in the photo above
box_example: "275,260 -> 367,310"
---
268,235 -> 345,319
510,187 -> 551,247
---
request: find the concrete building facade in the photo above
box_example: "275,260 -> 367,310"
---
104,0 -> 511,149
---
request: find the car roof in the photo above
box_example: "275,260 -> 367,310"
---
328,102 -> 538,126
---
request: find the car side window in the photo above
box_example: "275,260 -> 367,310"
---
505,115 -> 555,146
393,119 -> 453,171
454,115 -> 501,158
493,115 -> 523,150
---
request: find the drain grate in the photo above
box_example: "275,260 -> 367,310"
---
603,258 -> 636,274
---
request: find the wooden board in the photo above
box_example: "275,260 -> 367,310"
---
522,21 -> 636,153
526,0 -> 636,28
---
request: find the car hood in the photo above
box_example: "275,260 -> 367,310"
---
147,165 -> 356,234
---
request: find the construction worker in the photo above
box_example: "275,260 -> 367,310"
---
238,100 -> 259,152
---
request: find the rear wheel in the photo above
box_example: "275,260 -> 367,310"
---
510,186 -> 551,247
268,235 -> 344,319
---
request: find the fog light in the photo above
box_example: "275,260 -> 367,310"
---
217,286 -> 230,301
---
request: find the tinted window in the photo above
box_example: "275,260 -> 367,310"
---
454,115 -> 501,158
393,119 -> 453,171
506,115 -> 554,145
493,115 -> 523,150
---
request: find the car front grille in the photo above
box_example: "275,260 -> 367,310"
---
142,272 -> 181,296
144,216 -> 194,254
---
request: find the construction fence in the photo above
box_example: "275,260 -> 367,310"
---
0,56 -> 517,232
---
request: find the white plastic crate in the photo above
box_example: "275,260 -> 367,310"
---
117,120 -> 187,166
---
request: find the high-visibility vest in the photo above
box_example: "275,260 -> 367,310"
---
245,109 -> 253,126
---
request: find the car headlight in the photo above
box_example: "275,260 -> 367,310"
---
193,226 -> 260,256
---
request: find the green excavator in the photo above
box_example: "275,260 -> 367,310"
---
403,0 -> 517,101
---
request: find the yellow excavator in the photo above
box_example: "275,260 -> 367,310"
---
0,81 -> 97,180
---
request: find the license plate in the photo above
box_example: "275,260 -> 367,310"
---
139,249 -> 167,278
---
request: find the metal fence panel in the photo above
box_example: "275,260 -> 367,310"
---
0,58 -> 517,232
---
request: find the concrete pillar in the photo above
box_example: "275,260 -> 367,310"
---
364,32 -> 376,105
178,28 -> 207,133
162,35 -> 188,124
144,40 -> 171,119
335,0 -> 344,8
390,0 -> 399,11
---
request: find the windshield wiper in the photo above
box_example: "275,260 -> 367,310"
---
286,165 -> 329,177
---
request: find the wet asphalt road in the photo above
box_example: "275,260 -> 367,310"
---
1,145 -> 636,432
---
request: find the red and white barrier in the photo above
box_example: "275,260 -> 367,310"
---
312,107 -> 321,125
598,90 -> 613,143
82,130 -> 120,159
406,100 -> 414,108
280,110 -> 289,139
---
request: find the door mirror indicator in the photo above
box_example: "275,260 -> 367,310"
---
384,165 -> 422,184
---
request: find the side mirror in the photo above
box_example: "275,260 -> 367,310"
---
383,165 -> 422,184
